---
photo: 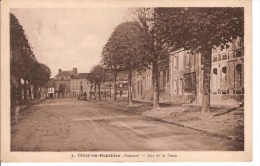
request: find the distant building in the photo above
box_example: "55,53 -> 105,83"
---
39,86 -> 48,99
70,73 -> 91,98
99,72 -> 128,98
47,78 -> 55,98
132,67 -> 153,101
116,72 -> 128,97
54,68 -> 77,98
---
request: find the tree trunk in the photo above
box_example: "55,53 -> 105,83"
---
98,84 -> 101,100
128,71 -> 133,106
201,47 -> 212,114
114,72 -> 117,101
90,84 -> 93,99
152,61 -> 160,110
28,81 -> 32,100
94,83 -> 97,100
110,85 -> 112,98
17,77 -> 22,105
39,86 -> 42,99
23,79 -> 27,104
33,84 -> 38,99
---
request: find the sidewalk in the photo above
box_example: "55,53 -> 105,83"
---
93,98 -> 244,142
11,99 -> 46,124
142,105 -> 244,142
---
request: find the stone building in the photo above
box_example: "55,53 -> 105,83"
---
54,68 -> 77,98
132,67 -> 153,101
132,38 -> 244,106
132,56 -> 170,102
207,38 -> 244,105
169,48 -> 200,103
70,73 -> 90,98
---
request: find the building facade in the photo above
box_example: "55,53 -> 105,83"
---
132,68 -> 153,101
47,78 -> 55,98
39,86 -> 48,99
54,68 -> 77,98
169,49 -> 201,103
207,38 -> 244,105
70,73 -> 91,98
132,38 -> 244,106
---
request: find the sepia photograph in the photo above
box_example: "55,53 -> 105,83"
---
1,0 -> 252,162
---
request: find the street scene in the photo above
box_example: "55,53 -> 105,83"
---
10,7 -> 244,151
11,98 -> 243,151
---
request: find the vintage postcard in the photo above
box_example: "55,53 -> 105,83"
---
1,0 -> 252,162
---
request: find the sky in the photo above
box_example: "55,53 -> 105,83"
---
11,8 -> 128,77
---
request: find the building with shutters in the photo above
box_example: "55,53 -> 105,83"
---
132,38 -> 244,106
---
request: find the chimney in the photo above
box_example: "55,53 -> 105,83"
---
73,68 -> 77,73
59,69 -> 61,73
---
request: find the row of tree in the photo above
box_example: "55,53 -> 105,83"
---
10,13 -> 51,105
87,64 -> 108,100
100,7 -> 243,113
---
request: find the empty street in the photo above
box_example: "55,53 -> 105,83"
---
11,99 -> 241,151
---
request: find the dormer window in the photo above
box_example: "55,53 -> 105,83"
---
235,50 -> 242,58
212,48 -> 218,54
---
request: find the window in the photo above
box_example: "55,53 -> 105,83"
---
213,55 -> 218,62
212,68 -> 218,91
159,71 -> 164,89
163,71 -> 166,89
236,39 -> 243,48
218,53 -> 222,61
184,52 -> 190,68
137,81 -> 140,95
235,50 -> 242,58
221,66 -> 227,89
212,48 -> 218,54
236,64 -> 243,87
183,72 -> 196,93
222,53 -> 228,60
173,79 -> 178,94
173,54 -> 178,70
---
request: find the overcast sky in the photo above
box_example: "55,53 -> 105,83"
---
11,8 -> 128,77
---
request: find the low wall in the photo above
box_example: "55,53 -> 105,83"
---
134,90 -> 243,106
210,94 -> 243,106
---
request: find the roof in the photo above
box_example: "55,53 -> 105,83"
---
47,78 -> 55,87
71,73 -> 90,79
55,70 -> 75,78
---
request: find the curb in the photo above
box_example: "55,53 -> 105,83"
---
101,104 -> 234,141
